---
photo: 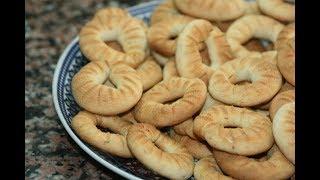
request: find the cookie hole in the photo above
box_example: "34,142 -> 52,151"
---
97,126 -> 111,133
234,80 -> 252,86
244,39 -> 266,52
200,46 -> 211,66
105,41 -> 124,52
228,74 -> 252,85
169,35 -> 178,41
244,39 -> 273,52
248,150 -> 269,161
103,80 -> 116,88
224,125 -> 240,129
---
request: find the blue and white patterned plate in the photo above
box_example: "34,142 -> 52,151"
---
52,1 -> 171,179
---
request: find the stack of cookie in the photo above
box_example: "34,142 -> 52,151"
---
71,0 -> 295,179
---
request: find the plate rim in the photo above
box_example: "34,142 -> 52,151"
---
52,1 -> 162,179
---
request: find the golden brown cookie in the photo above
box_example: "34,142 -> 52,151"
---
127,123 -> 194,179
148,17 -> 192,56
134,77 -> 207,127
194,105 -> 274,155
176,19 -> 233,84
72,61 -> 143,115
79,14 -> 147,68
208,57 -> 282,107
226,15 -> 284,61
214,145 -> 295,180
71,111 -> 133,158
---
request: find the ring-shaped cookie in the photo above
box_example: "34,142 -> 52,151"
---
226,15 -> 284,61
214,145 -> 295,180
257,0 -> 295,22
133,77 -> 207,127
269,90 -> 295,120
194,156 -> 234,180
169,130 -> 212,159
276,23 -> 295,86
150,0 -> 194,25
148,17 -> 192,56
176,19 -> 233,84
208,57 -> 282,107
174,0 -> 247,21
93,11 -> 149,54
136,56 -> 163,91
273,102 -> 295,164
79,15 -> 147,68
194,105 -> 274,155
71,111 -> 133,158
127,123 -> 194,179
72,61 -> 143,115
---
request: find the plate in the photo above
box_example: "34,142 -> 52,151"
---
52,1 -> 170,179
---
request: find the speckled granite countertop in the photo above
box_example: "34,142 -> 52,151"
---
25,0 -> 150,179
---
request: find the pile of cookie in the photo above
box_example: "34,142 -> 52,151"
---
71,0 -> 295,179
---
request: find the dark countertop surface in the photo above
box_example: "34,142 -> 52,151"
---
25,0 -> 151,179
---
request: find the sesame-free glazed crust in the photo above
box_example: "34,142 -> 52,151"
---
208,57 -> 282,107
176,20 -> 233,84
214,145 -> 295,180
71,111 -> 134,158
72,61 -> 143,115
79,14 -> 147,68
134,77 -> 207,127
194,105 -> 274,155
127,123 -> 194,179
226,15 -> 284,60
